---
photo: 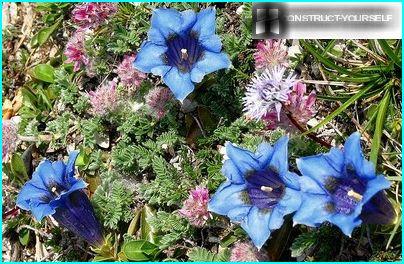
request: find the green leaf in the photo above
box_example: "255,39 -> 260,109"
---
11,153 -> 29,183
378,40 -> 401,68
140,205 -> 158,244
304,80 -> 379,134
19,228 -> 31,246
123,240 -> 159,261
290,232 -> 317,258
187,248 -> 230,262
369,89 -> 391,165
31,18 -> 62,48
187,248 -> 216,262
31,64 -> 55,83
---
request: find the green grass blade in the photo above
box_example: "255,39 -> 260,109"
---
369,89 -> 391,165
301,40 -> 355,76
322,39 -> 336,55
304,80 -> 379,135
378,40 -> 402,68
385,214 -> 401,250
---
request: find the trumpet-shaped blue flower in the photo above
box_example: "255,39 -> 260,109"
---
16,151 -> 104,246
134,8 -> 231,101
293,132 -> 391,236
208,137 -> 301,249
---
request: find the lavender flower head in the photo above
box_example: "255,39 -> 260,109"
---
2,119 -> 19,162
16,151 -> 104,246
145,86 -> 173,120
230,242 -> 262,262
254,39 -> 288,71
179,186 -> 210,227
262,82 -> 316,130
115,54 -> 146,89
88,79 -> 120,117
64,28 -> 90,72
72,3 -> 117,28
243,66 -> 296,121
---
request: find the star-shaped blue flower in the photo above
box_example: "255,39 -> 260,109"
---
16,151 -> 104,246
134,8 -> 231,101
293,132 -> 391,236
208,137 -> 301,249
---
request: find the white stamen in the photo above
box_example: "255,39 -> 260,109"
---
347,189 -> 363,201
260,186 -> 273,193
51,186 -> 57,193
181,48 -> 188,60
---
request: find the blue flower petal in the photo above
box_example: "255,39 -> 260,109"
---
293,193 -> 333,227
180,10 -> 197,35
192,8 -> 216,40
329,213 -> 362,237
323,147 -> 344,172
52,161 -> 66,183
190,51 -> 230,83
51,180 -> 88,207
225,142 -> 260,174
277,187 -> 302,215
240,206 -> 271,249
296,153 -> 343,187
133,42 -> 168,73
162,67 -> 195,101
151,8 -> 183,38
36,160 -> 63,187
227,206 -> 252,222
30,202 -> 55,221
208,181 -> 248,216
362,175 -> 391,204
151,65 -> 172,77
221,159 -> 245,184
268,206 -> 285,230
16,182 -> 50,211
343,132 -> 375,179
66,151 -> 79,182
299,175 -> 326,194
147,28 -> 166,45
200,34 -> 222,53
255,142 -> 274,168
282,171 -> 301,190
269,136 -> 289,176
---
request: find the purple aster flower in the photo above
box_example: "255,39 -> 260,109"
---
230,241 -> 263,262
72,3 -> 117,28
134,8 -> 231,101
179,186 -> 211,227
145,86 -> 173,120
293,132 -> 391,236
115,54 -> 146,89
254,40 -> 288,71
16,151 -> 104,246
262,82 -> 316,130
88,79 -> 120,116
243,67 -> 296,121
64,28 -> 90,72
2,119 -> 19,163
208,137 -> 301,249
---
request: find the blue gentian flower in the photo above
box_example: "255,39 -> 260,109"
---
293,132 -> 391,236
134,8 -> 231,101
208,137 -> 301,249
16,151 -> 104,246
